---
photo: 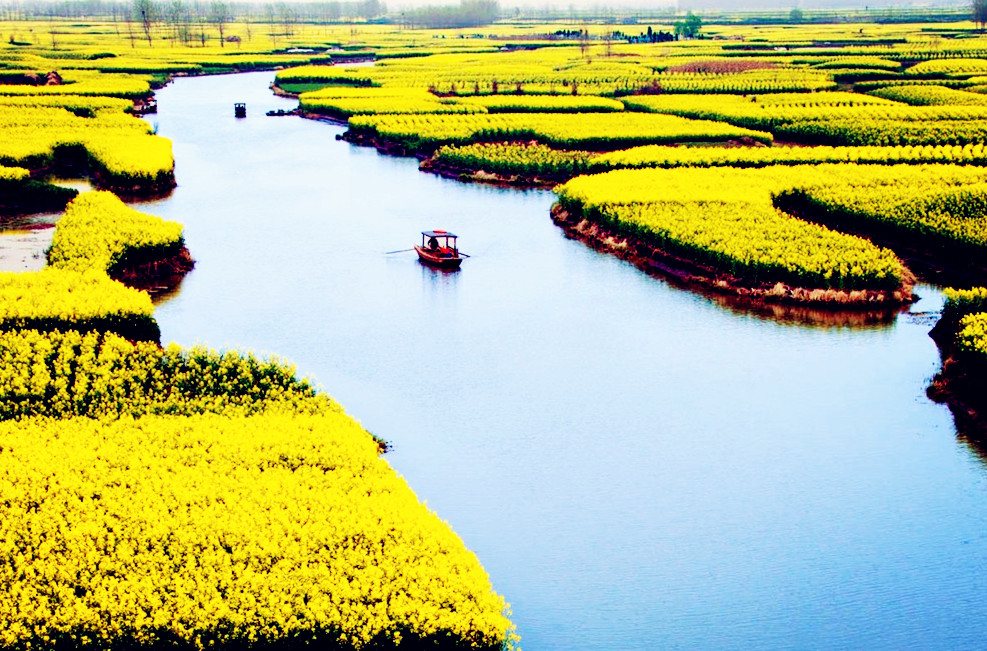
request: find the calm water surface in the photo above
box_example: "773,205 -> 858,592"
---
139,71 -> 987,650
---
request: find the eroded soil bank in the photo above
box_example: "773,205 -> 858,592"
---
110,245 -> 195,296
333,124 -> 920,312
551,203 -> 917,311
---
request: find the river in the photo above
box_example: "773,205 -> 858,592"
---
135,70 -> 987,650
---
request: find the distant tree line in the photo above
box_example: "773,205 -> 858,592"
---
975,0 -> 987,29
0,0 -> 387,23
627,26 -> 675,43
400,0 -> 499,29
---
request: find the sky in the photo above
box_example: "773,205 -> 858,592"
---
382,0 -> 964,10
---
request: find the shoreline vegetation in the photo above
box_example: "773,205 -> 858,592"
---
331,124 -> 919,309
550,203 -> 917,309
1,22 -> 520,649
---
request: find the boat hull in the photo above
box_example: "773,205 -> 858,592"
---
415,246 -> 463,269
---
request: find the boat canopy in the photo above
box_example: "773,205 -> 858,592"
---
422,230 -> 457,238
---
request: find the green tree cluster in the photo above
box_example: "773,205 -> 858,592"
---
674,12 -> 702,39
975,0 -> 987,30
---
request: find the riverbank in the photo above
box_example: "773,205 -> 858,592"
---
551,203 -> 917,310
420,155 -> 559,188
928,316 -> 987,440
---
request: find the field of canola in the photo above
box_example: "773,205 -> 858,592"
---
0,18 -> 528,650
273,25 -> 987,287
7,12 -> 987,649
273,17 -> 987,441
0,187 -> 515,648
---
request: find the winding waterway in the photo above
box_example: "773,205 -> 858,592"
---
136,71 -> 987,650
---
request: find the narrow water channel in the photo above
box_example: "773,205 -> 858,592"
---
138,71 -> 987,650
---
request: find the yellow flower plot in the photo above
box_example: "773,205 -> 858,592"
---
300,90 -> 485,119
349,111 -> 772,153
0,165 -> 29,181
944,286 -> 987,318
433,142 -> 594,179
784,164 -> 987,250
591,143 -> 987,170
0,70 -> 152,100
957,312 -> 987,359
0,413 -> 515,650
47,191 -> 185,274
555,164 -> 925,290
868,84 -> 987,107
0,95 -> 174,194
431,142 -> 987,180
0,329 -> 336,421
451,94 -> 625,113
0,269 -> 156,340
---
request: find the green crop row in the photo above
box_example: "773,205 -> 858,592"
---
432,142 -> 595,180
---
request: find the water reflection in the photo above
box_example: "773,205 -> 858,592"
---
420,260 -> 461,281
696,287 -> 905,329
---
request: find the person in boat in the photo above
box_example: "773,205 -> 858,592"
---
428,237 -> 439,251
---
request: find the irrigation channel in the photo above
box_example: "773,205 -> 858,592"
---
132,71 -> 987,650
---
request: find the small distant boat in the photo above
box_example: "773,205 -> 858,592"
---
415,230 -> 465,269
133,98 -> 157,115
234,102 -> 246,118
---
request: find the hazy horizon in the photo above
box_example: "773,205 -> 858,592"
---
222,0 -> 968,9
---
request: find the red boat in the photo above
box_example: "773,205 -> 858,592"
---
415,230 -> 465,269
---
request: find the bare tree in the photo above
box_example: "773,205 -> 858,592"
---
975,0 -> 987,30
126,13 -> 137,48
277,2 -> 296,38
165,0 -> 193,46
134,0 -> 155,46
210,0 -> 229,46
